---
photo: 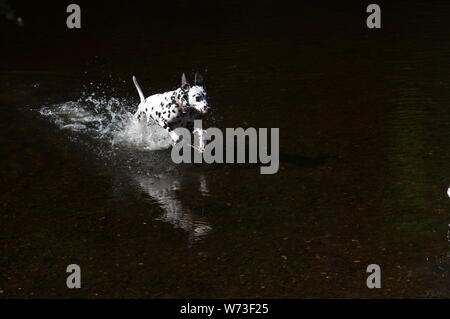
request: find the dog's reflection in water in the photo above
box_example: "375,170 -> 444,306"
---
136,173 -> 211,244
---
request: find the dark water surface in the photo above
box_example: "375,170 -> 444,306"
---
1,1 -> 449,297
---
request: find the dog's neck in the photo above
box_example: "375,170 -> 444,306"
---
172,88 -> 190,113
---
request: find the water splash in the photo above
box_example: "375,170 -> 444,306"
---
39,94 -> 172,150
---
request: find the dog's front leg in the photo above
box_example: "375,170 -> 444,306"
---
193,128 -> 208,152
185,121 -> 208,152
158,120 -> 180,146
168,130 -> 181,145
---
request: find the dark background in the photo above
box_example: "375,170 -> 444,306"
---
1,0 -> 450,298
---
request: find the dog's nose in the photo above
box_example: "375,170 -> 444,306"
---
206,107 -> 212,113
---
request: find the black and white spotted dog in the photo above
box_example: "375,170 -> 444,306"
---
132,72 -> 211,151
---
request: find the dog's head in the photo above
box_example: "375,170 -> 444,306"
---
180,72 -> 211,114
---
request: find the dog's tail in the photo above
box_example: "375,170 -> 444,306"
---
132,75 -> 145,104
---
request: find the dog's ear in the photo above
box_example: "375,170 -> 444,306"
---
194,72 -> 204,86
181,73 -> 190,91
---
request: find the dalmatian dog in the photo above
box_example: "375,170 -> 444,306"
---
132,72 -> 211,151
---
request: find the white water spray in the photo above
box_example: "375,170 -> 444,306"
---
39,94 -> 172,150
